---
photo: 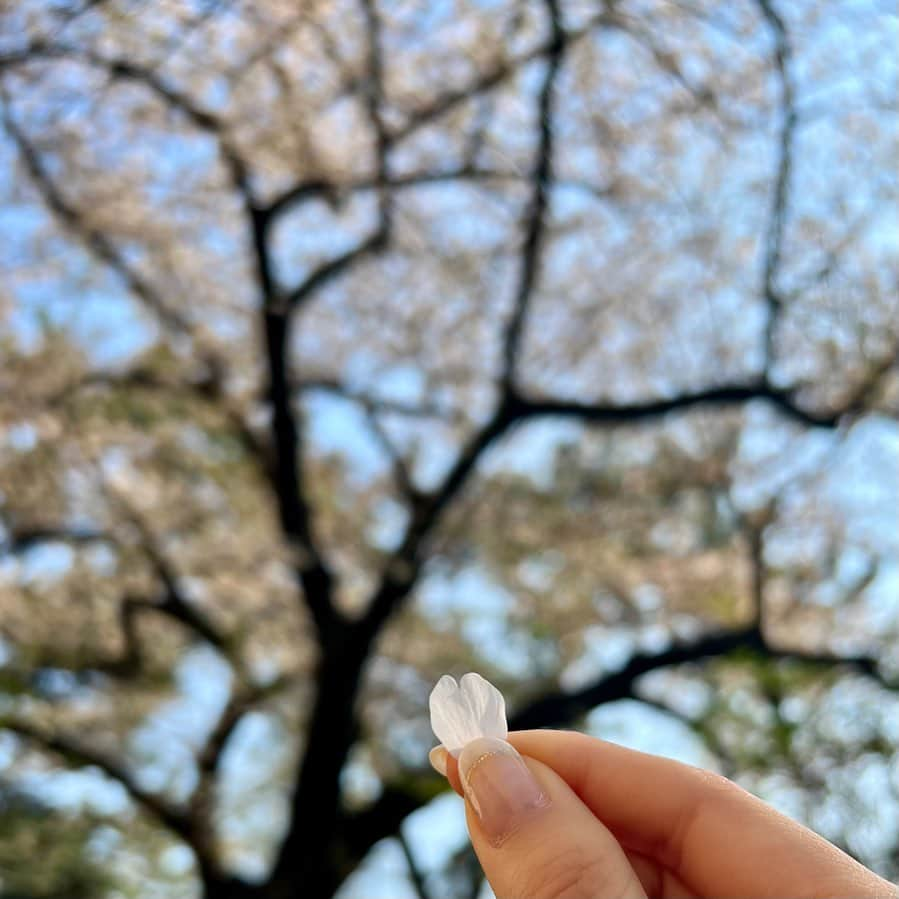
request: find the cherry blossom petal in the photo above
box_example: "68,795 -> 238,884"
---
429,672 -> 508,757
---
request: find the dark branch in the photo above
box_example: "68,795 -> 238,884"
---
756,0 -> 796,366
386,8 -> 610,143
357,375 -> 848,654
342,785 -> 430,868
360,0 -> 565,644
246,2 -> 401,640
296,377 -> 459,421
283,230 -> 387,309
262,6 -> 614,226
512,630 -> 895,731
398,829 -> 431,899
1,42 -> 252,201
188,675 -> 294,860
2,720 -> 192,843
510,626 -> 764,729
517,380 -> 842,430
195,676 -> 292,788
262,308 -> 337,641
47,368 -> 270,471
501,0 -> 563,386
0,97 -> 193,338
266,166 -> 614,225
276,0 -> 391,311
268,6 -> 396,890
110,497 -> 226,652
0,526 -> 109,555
361,403 -> 420,502
1,43 -> 259,398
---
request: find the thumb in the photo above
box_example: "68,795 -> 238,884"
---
449,737 -> 647,899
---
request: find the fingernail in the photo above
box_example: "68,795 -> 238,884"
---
458,736 -> 550,845
429,745 -> 448,776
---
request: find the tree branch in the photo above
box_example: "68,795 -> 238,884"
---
187,674 -> 294,862
756,0 -> 796,367
509,625 -> 765,729
1,42 -> 252,202
282,229 -> 388,309
265,165 -> 615,227
398,829 -> 431,899
354,375 -> 850,656
261,308 -> 337,641
246,14 -> 400,639
359,0 -> 565,645
261,5 -> 616,226
517,380 -> 842,429
107,494 -> 226,653
511,629 -> 895,731
386,8 -> 609,143
0,96 -> 194,340
296,377 -> 459,421
268,4 -> 395,890
0,526 -> 110,555
500,0 -> 563,386
46,367 -> 270,471
1,720 -> 192,843
361,403 -> 420,503
1,43 -> 259,401
275,0 -> 391,312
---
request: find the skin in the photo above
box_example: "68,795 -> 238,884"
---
440,729 -> 898,899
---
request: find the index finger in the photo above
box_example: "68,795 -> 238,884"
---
508,730 -> 892,899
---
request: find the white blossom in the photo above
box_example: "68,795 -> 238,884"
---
429,672 -> 508,757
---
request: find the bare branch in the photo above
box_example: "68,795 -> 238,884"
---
511,628 -> 895,730
342,784 -> 433,868
46,368 -> 270,472
262,7 -> 615,226
398,829 -> 431,899
0,42 -> 252,201
517,380 -> 843,430
261,307 -> 337,641
276,0 -> 391,312
268,4 -> 396,889
361,403 -> 420,502
188,674 -> 294,852
500,0 -> 564,386
756,0 -> 797,367
0,526 -> 110,555
359,0 -> 566,644
245,26 -> 400,642
266,166 -> 614,224
386,8 -> 610,143
105,492 -> 226,653
1,42 -> 255,394
1,720 -> 192,843
296,377 -> 458,421
0,97 -> 193,339
283,230 -> 387,309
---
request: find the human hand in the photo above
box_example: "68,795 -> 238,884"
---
429,730 -> 897,899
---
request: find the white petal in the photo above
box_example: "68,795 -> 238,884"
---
429,676 -> 477,753
429,672 -> 508,756
459,672 -> 507,743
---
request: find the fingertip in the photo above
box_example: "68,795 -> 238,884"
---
446,752 -> 463,796
428,746 -> 448,777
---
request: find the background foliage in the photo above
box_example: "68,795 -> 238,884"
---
0,1 -> 897,896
